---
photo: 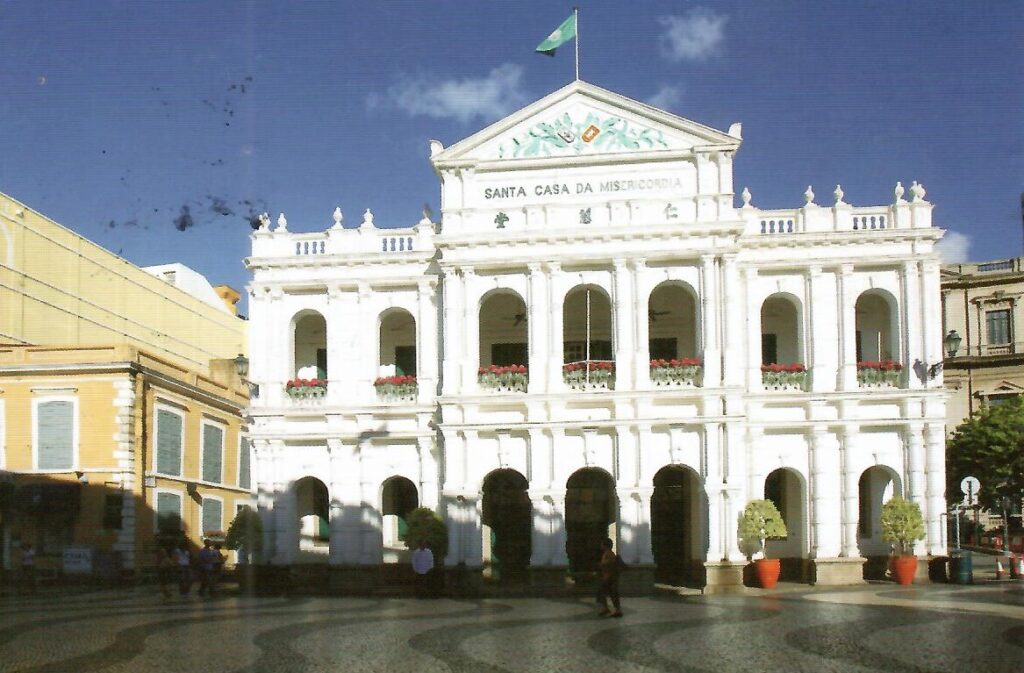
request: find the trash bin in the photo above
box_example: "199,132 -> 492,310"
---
950,551 -> 973,584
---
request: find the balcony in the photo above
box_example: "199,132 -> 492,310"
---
374,376 -> 418,403
857,361 -> 902,389
650,358 -> 703,388
478,365 -> 528,394
761,364 -> 807,391
284,379 -> 327,405
563,361 -> 615,392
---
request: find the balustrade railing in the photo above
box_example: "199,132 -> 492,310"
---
563,360 -> 615,391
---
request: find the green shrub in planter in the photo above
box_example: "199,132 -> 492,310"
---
226,506 -> 263,560
404,507 -> 448,561
738,499 -> 788,558
880,496 -> 925,555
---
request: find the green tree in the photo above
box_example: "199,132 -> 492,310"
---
946,396 -> 1024,512
404,507 -> 448,562
225,506 -> 263,558
738,499 -> 787,559
880,496 -> 925,555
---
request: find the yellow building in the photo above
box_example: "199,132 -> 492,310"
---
0,193 -> 251,579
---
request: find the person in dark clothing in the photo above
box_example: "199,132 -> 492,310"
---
595,538 -> 623,617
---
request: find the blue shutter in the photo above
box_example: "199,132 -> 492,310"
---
202,498 -> 222,535
156,492 -> 182,533
238,439 -> 251,490
156,410 -> 182,476
37,401 -> 73,469
202,425 -> 223,483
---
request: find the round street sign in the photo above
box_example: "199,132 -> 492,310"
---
960,476 -> 981,496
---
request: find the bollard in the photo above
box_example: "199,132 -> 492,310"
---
996,558 -> 1005,580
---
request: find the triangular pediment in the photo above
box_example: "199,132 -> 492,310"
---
993,381 -> 1024,393
431,80 -> 739,168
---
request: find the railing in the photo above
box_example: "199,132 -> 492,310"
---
761,364 -> 807,391
374,376 -> 418,403
283,380 -> 328,405
478,365 -> 528,393
649,358 -> 702,388
563,360 -> 615,391
856,361 -> 902,389
252,222 -> 434,260
745,201 -> 931,236
381,235 -> 415,253
977,260 -> 1015,273
852,212 -> 888,230
295,237 -> 327,255
760,217 -> 795,235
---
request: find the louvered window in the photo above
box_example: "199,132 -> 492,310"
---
37,400 -> 74,469
156,492 -> 182,534
202,498 -> 222,536
156,409 -> 183,476
202,424 -> 224,484
238,438 -> 251,490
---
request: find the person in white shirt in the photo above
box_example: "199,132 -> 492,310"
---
411,540 -> 434,598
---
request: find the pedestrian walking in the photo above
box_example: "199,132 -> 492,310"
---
197,539 -> 218,597
156,546 -> 174,601
174,541 -> 192,596
596,538 -> 623,618
20,543 -> 36,594
411,540 -> 434,598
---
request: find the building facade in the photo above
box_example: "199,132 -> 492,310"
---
942,258 -> 1024,427
0,345 -> 252,577
247,82 -> 948,590
0,193 -> 252,577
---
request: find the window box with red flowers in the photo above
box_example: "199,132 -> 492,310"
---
650,357 -> 703,388
285,378 -> 327,399
857,360 -> 902,388
374,375 -> 417,401
562,360 -> 615,391
761,363 -> 807,390
478,364 -> 528,393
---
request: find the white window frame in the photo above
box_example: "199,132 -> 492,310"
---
200,418 -> 226,485
154,488 -> 184,535
31,395 -> 79,472
153,404 -> 185,478
237,435 -> 253,492
200,493 -> 224,537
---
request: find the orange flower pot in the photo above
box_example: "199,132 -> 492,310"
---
755,558 -> 781,589
892,555 -> 917,585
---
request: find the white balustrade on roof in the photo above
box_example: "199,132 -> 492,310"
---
251,210 -> 435,259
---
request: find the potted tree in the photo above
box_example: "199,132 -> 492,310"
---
880,496 -> 925,585
738,499 -> 788,588
226,506 -> 263,590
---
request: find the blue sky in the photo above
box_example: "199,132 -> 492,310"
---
1,1 -> 1020,314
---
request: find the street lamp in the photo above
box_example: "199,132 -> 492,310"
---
233,353 -> 259,398
944,330 -> 962,358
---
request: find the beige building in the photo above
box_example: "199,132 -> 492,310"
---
942,257 -> 1024,429
0,193 -> 251,579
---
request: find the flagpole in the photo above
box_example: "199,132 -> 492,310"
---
573,6 -> 580,81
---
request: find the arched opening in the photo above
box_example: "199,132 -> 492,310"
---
379,309 -> 417,376
651,465 -> 707,586
381,476 -> 418,563
855,291 -> 901,387
562,285 -> 614,389
647,282 -> 700,360
858,465 -> 902,577
294,476 -> 330,564
478,291 -> 529,391
481,469 -> 531,581
565,468 -> 616,573
764,468 -> 807,580
760,294 -> 805,389
292,311 -> 327,380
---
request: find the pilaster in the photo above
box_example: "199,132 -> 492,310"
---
700,254 -> 721,387
527,263 -> 550,394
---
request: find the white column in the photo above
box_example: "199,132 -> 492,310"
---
924,423 -> 946,555
547,263 -> 565,391
808,266 -> 838,392
327,439 -> 345,565
902,262 -> 924,389
267,288 -> 287,407
615,425 -> 639,490
356,283 -> 375,398
920,261 -> 942,376
336,438 -> 365,564
721,254 -> 744,387
617,491 -> 642,564
460,267 -> 478,390
359,476 -> 382,565
549,494 -> 569,566
529,493 -> 552,566
271,441 -> 296,564
417,279 -> 439,402
703,423 -> 725,561
838,264 -> 858,391
633,259 -> 651,388
527,263 -> 550,394
417,436 -> 438,509
904,423 -> 927,555
700,255 -> 721,387
839,426 -> 861,557
613,259 -> 635,390
441,267 -> 463,395
636,491 -> 654,564
744,268 -> 762,390
809,427 -> 842,558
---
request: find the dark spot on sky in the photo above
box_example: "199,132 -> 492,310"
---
174,205 -> 194,231
101,149 -> 107,154
210,198 -> 232,216
107,220 -> 116,229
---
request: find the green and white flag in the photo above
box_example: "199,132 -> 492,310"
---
535,13 -> 577,56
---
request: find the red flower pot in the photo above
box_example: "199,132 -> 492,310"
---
891,555 -> 917,585
755,558 -> 781,589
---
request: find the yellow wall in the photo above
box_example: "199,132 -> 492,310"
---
0,193 -> 246,371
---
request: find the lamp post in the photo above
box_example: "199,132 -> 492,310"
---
233,353 -> 258,398
944,330 -> 962,358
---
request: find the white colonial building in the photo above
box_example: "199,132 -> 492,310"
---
245,81 -> 947,591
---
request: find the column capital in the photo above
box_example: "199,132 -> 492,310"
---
528,261 -> 544,275
839,262 -> 854,276
612,258 -> 628,272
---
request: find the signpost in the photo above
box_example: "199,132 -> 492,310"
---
955,477 -> 982,551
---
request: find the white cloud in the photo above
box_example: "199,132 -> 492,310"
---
936,230 -> 973,263
368,64 -> 529,124
647,85 -> 683,111
657,9 -> 728,62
